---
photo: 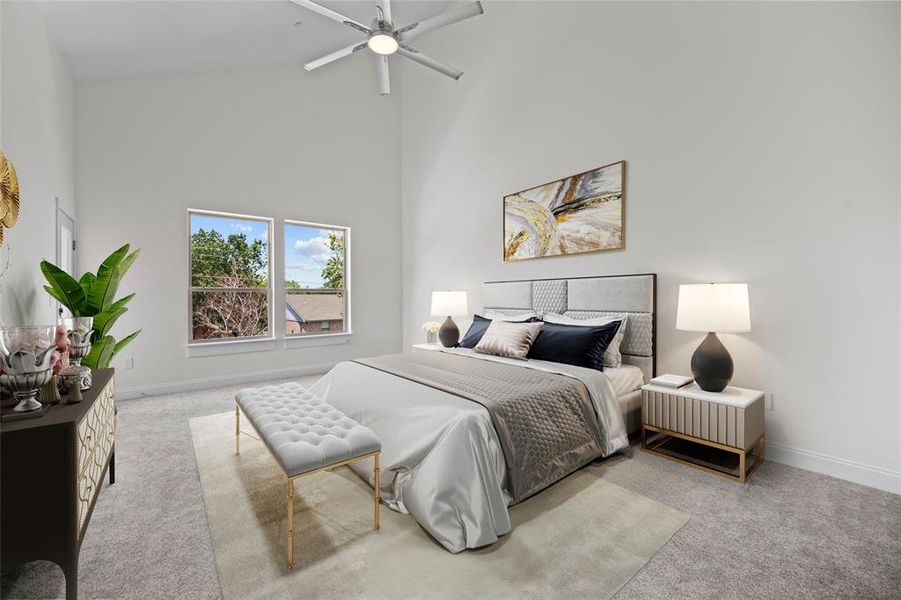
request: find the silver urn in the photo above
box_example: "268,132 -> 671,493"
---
0,326 -> 57,412
59,317 -> 94,394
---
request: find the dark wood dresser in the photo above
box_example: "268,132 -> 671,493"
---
1,368 -> 116,599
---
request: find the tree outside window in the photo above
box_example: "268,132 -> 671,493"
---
284,222 -> 349,336
189,211 -> 272,342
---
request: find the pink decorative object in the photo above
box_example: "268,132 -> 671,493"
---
49,350 -> 70,376
51,324 -> 71,375
54,325 -> 69,351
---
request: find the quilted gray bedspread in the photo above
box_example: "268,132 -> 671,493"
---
355,351 -> 605,503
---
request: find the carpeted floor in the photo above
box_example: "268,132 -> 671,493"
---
2,374 -> 900,599
191,411 -> 689,600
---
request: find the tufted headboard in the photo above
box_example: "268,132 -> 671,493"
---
482,274 -> 656,380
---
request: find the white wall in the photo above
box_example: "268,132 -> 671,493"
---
400,2 -> 901,489
0,0 -> 76,326
897,6 -> 901,483
75,60 -> 402,392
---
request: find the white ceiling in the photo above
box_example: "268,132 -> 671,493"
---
39,0 -> 450,82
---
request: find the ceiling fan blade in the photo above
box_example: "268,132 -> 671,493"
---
396,1 -> 483,42
303,41 -> 368,71
376,0 -> 392,26
397,45 -> 463,80
289,0 -> 371,34
376,55 -> 390,96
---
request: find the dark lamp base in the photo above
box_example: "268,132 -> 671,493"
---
691,332 -> 734,392
438,316 -> 460,347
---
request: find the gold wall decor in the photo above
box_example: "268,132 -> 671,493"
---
504,160 -> 625,262
0,151 -> 21,246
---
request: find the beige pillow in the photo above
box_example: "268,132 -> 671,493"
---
474,320 -> 544,360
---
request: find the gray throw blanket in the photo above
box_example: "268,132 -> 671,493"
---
354,351 -> 605,503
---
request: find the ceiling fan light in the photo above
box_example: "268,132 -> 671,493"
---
368,33 -> 398,55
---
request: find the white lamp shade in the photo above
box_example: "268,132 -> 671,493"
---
676,283 -> 751,333
431,290 -> 468,317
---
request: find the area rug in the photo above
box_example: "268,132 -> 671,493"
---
191,411 -> 689,600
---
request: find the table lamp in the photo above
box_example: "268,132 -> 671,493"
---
676,283 -> 751,392
431,291 -> 468,347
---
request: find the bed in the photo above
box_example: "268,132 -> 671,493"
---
310,274 -> 656,553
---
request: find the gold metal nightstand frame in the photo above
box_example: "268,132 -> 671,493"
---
641,424 -> 765,484
235,404 -> 381,568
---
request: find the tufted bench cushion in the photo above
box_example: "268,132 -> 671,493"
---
235,382 -> 381,478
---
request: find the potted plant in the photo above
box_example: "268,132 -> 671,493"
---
421,321 -> 441,344
40,244 -> 141,370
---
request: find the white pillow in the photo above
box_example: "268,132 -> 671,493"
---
474,320 -> 544,360
478,310 -> 540,322
542,312 -> 628,368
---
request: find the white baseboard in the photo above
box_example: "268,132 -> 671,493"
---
767,441 -> 900,495
116,362 -> 337,400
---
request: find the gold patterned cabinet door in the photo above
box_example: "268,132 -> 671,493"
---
75,378 -> 116,537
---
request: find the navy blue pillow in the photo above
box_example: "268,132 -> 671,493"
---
527,320 -> 622,371
458,314 -> 538,348
458,315 -> 492,348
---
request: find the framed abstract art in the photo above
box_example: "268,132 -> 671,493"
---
503,160 -> 625,261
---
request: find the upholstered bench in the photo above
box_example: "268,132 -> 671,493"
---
234,382 -> 382,568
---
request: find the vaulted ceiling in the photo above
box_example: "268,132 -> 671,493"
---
39,0 -> 449,82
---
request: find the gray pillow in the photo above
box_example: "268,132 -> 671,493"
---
473,320 -> 544,360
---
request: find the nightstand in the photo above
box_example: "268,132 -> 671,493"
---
411,343 -> 443,352
640,381 -> 765,483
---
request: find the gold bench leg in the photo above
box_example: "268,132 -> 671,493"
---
373,453 -> 380,531
287,479 -> 294,569
235,405 -> 240,455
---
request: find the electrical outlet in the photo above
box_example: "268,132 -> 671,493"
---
123,357 -> 134,369
765,392 -> 773,411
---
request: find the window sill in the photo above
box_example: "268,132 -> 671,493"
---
186,337 -> 278,358
285,332 -> 351,349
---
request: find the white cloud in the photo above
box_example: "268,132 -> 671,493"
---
294,236 -> 327,254
231,223 -> 253,233
294,236 -> 331,263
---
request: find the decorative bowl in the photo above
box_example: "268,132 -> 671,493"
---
0,326 -> 57,412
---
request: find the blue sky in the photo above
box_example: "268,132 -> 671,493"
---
190,213 -> 269,242
285,224 -> 342,288
190,214 -> 341,288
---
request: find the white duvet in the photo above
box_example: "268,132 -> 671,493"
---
309,347 -> 628,553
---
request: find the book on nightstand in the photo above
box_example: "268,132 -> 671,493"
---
648,374 -> 694,389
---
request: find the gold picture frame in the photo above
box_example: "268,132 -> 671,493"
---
503,160 -> 626,262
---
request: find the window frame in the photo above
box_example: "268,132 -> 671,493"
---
283,219 -> 352,339
186,209 -> 275,347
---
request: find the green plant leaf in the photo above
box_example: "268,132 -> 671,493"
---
82,335 -> 115,370
43,285 -> 70,309
93,307 -> 127,339
89,293 -> 136,343
79,272 -> 96,304
40,261 -> 86,316
87,244 -> 130,313
106,292 -> 135,314
112,330 -> 141,358
117,249 -> 140,280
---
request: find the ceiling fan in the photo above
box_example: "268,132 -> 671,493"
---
290,0 -> 484,95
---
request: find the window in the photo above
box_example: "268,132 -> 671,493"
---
284,221 -> 349,337
189,210 -> 273,343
